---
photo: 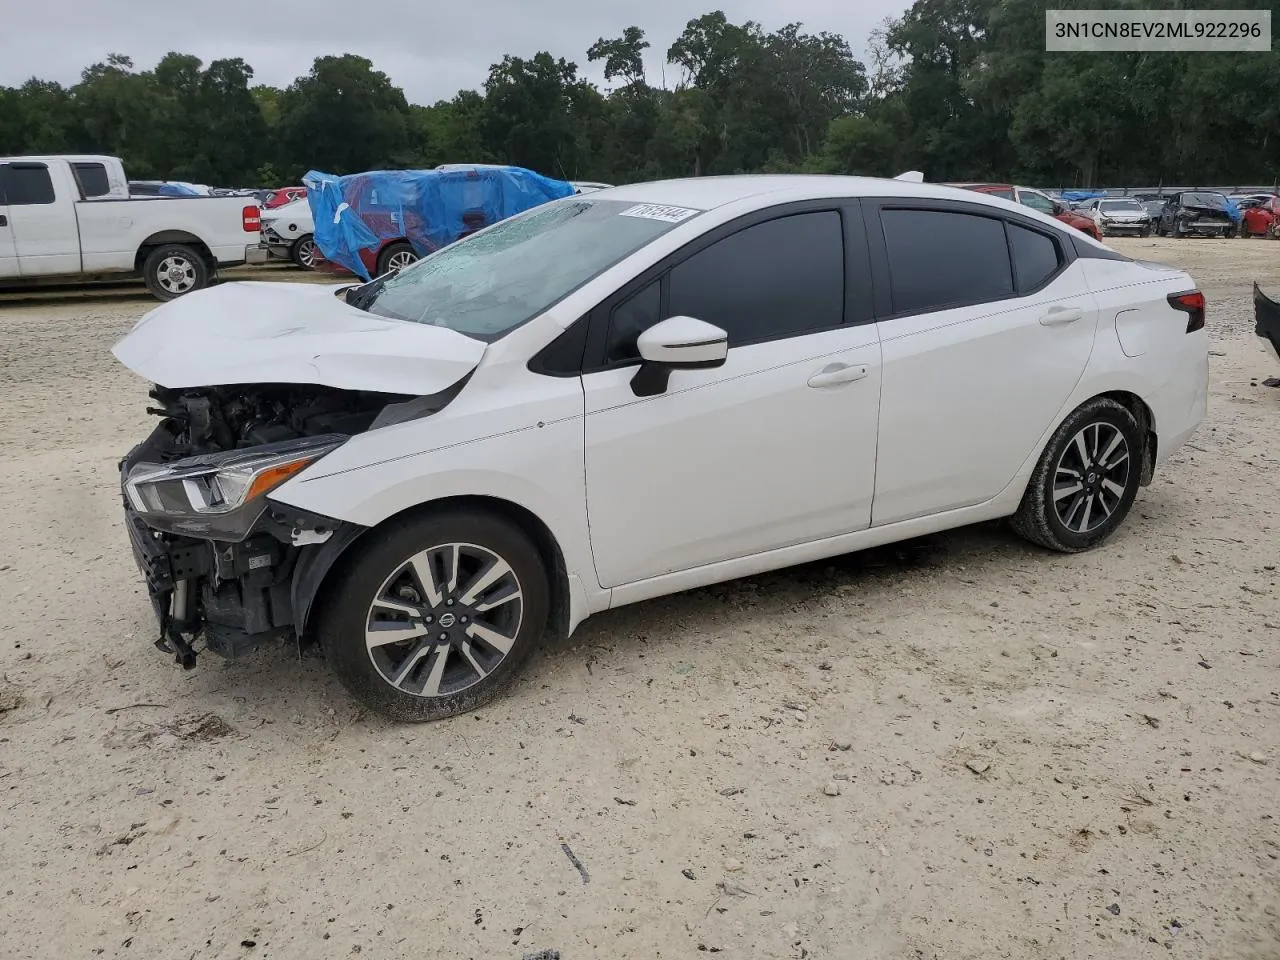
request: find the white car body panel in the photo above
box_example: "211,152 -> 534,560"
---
871,262 -> 1099,525
119,174 -> 1208,639
112,282 -> 486,394
261,198 -> 314,241
582,324 -> 881,587
0,155 -> 260,283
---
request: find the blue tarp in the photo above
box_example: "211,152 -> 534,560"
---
303,165 -> 576,280
1059,190 -> 1107,202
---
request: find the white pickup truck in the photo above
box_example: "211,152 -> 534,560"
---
0,154 -> 267,300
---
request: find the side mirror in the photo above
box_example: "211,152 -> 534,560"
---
1051,202 -> 1066,215
631,315 -> 728,397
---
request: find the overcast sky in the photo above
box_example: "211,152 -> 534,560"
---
3,0 -> 905,103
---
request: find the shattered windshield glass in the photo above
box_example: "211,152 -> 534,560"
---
358,198 -> 699,341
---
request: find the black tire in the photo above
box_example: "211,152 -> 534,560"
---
142,243 -> 210,301
318,508 -> 550,722
376,240 -> 418,276
1140,227 -> 1151,238
290,234 -> 318,270
1011,398 -> 1143,553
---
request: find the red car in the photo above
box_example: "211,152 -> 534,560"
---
946,182 -> 1102,241
1241,196 -> 1280,238
262,186 -> 307,210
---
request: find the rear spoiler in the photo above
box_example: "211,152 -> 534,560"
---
894,171 -> 924,183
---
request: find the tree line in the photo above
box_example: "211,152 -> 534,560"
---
2,0 -> 1279,190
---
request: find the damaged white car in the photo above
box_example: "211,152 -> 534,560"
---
115,177 -> 1208,721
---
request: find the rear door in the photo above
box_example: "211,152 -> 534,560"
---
866,199 -> 1099,526
0,162 -> 80,276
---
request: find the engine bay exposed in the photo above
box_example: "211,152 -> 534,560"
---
144,383 -> 415,456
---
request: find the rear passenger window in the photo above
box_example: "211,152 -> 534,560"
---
881,209 -> 1013,314
1008,224 -> 1062,292
666,211 -> 844,346
72,162 -> 111,198
1,164 -> 55,205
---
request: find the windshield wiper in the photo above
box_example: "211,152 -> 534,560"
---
344,276 -> 387,311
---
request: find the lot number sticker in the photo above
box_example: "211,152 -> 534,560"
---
619,203 -> 701,223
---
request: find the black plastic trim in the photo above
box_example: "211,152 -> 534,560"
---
527,315 -> 590,377
1071,235 -> 1131,261
289,520 -> 369,638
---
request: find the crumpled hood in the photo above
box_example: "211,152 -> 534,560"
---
112,282 -> 486,394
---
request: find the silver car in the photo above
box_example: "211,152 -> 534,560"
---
1086,198 -> 1152,237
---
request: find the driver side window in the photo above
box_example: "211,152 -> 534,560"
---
600,210 -> 846,364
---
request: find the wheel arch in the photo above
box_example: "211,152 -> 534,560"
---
1092,389 -> 1157,485
134,231 -> 216,272
291,494 -> 574,644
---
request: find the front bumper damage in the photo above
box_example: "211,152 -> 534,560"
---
120,425 -> 363,668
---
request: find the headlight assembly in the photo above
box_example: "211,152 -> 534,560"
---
124,434 -> 345,541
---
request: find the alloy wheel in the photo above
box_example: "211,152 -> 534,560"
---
364,542 -> 524,698
156,255 -> 197,295
386,250 -> 418,273
297,238 -> 318,268
1052,422 -> 1131,535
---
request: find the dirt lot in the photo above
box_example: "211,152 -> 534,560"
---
1,242 -> 1277,960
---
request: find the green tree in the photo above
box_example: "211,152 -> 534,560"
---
277,54 -> 411,177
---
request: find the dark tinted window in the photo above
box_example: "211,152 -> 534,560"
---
72,162 -> 111,198
1,164 -> 55,205
881,209 -> 1013,314
667,211 -> 844,345
606,280 -> 661,363
1008,224 -> 1061,292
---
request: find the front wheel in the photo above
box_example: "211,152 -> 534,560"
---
142,243 -> 210,300
1011,398 -> 1143,553
318,509 -> 550,722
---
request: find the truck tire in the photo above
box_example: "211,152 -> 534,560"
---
142,244 -> 210,300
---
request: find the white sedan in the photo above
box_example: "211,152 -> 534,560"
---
113,176 -> 1209,721
259,197 -> 319,269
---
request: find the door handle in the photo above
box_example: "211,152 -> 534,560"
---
1040,306 -> 1083,326
807,362 -> 868,388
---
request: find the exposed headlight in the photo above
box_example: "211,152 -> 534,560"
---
124,434 -> 345,541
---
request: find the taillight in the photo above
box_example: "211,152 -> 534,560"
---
242,205 -> 262,233
1168,290 -> 1205,333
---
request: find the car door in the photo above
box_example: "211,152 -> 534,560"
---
0,162 -> 80,276
580,203 -> 883,589
0,182 -> 15,277
865,199 -> 1099,526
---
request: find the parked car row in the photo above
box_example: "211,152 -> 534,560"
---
945,182 -> 1102,240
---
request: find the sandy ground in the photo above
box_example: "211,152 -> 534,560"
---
0,242 -> 1278,960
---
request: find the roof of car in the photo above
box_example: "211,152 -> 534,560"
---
592,175 -> 1020,211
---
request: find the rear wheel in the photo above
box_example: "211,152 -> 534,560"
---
319,509 -> 550,722
142,243 -> 209,301
1011,398 -> 1143,553
376,241 -> 419,276
290,234 -> 318,270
